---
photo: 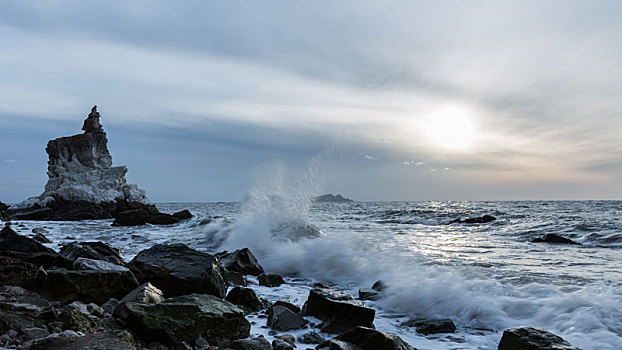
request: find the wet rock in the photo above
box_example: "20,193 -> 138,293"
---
371,280 -> 387,292
101,298 -> 120,315
231,335 -> 272,350
226,270 -> 248,286
147,213 -> 179,225
21,326 -> 50,340
112,209 -> 150,226
59,241 -> 126,266
0,286 -> 57,333
0,226 -> 56,254
128,243 -> 226,298
273,338 -> 294,350
225,287 -> 266,312
58,302 -> 104,334
86,303 -> 105,318
216,248 -> 265,276
298,331 -> 325,344
12,207 -> 54,220
322,326 -> 414,350
498,327 -> 580,350
172,210 -> 193,221
0,256 -> 39,289
259,273 -> 285,287
0,200 -> 8,212
302,288 -> 375,334
358,289 -> 381,301
36,268 -> 139,305
119,282 -> 165,304
401,318 -> 456,335
531,234 -> 581,245
29,330 -> 139,350
73,257 -> 129,272
32,233 -> 52,244
268,300 -> 301,315
267,305 -> 308,331
113,294 -> 250,346
2,250 -> 73,270
447,215 -> 496,224
317,339 -> 363,350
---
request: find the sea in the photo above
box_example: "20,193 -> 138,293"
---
10,199 -> 622,349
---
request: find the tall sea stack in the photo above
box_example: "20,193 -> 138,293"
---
10,106 -> 156,220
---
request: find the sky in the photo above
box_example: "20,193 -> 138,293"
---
1,1 -> 622,202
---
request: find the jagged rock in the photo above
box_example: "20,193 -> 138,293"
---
371,280 -> 387,291
226,270 -> 248,286
58,302 -> 104,334
101,298 -> 120,315
498,327 -> 580,350
231,336 -> 272,350
273,339 -> 294,350
36,268 -> 139,305
302,288 -> 375,334
225,287 -> 266,312
298,331 -> 325,344
113,294 -> 250,346
59,241 -> 126,266
0,226 -> 56,254
531,234 -> 581,245
447,215 -> 496,224
320,327 -> 414,350
267,305 -> 308,331
29,330 -> 139,350
0,286 -> 57,333
259,273 -> 285,287
0,256 -> 39,290
172,210 -> 193,221
72,257 -> 129,272
401,318 -> 456,334
358,289 -> 381,301
119,282 -> 165,304
9,106 -> 153,221
267,300 -> 301,316
32,233 -> 52,244
0,200 -> 8,212
1,251 -> 73,269
128,243 -> 226,298
21,326 -> 50,340
216,248 -> 265,276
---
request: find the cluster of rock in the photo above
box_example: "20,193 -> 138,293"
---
312,194 -> 354,203
6,106 -> 190,225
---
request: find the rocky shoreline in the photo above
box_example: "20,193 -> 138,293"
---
0,221 -> 582,350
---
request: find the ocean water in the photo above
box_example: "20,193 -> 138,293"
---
10,200 -> 622,349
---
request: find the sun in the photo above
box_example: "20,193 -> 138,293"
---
425,107 -> 475,150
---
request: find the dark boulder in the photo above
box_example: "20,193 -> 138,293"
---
231,336 -> 272,350
320,326 -> 414,350
226,270 -> 248,286
298,331 -> 325,344
302,288 -> 375,333
358,288 -> 381,301
498,327 -> 580,350
372,280 -> 387,291
0,256 -> 39,290
128,243 -> 226,298
268,300 -> 301,315
172,209 -> 193,221
112,209 -> 149,226
531,234 -> 581,245
12,207 -> 54,220
216,248 -> 265,276
267,305 -> 308,331
0,226 -> 56,254
259,273 -> 285,287
32,232 -> 52,243
147,213 -> 179,225
59,241 -> 126,266
36,268 -> 139,305
0,200 -> 8,212
273,339 -> 295,350
401,318 -> 456,334
225,286 -> 266,312
58,302 -> 105,334
0,286 -> 57,334
1,250 -> 73,269
29,330 -> 139,350
447,215 -> 496,224
50,200 -> 113,221
113,294 -> 250,346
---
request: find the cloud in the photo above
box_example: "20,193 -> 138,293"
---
403,161 -> 426,166
4,159 -> 16,164
365,155 -> 377,161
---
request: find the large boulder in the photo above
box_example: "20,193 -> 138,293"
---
498,327 -> 580,350
29,330 -> 139,350
36,268 -> 139,305
0,226 -> 56,254
401,318 -> 456,335
302,288 -> 375,333
0,286 -> 57,333
267,305 -> 308,331
112,209 -> 150,226
216,248 -> 264,276
320,327 -> 413,350
118,282 -> 165,304
172,209 -> 193,221
0,256 -> 39,290
128,243 -> 226,298
259,273 -> 285,287
225,287 -> 266,312
231,336 -> 272,350
1,250 -> 73,269
60,241 -> 126,266
113,294 -> 250,346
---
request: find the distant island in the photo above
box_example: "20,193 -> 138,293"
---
312,194 -> 354,203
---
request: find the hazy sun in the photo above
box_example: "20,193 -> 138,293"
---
425,107 -> 475,150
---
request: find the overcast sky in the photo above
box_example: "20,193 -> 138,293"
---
1,1 -> 622,202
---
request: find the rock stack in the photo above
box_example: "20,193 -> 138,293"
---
8,106 -> 188,224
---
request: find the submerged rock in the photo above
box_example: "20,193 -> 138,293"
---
113,294 -> 250,346
320,327 -> 413,350
259,273 -> 285,287
216,248 -> 265,276
531,234 -> 581,245
128,243 -> 226,298
358,288 -> 382,301
498,327 -> 580,350
401,318 -> 456,335
447,215 -> 496,224
302,287 -> 375,334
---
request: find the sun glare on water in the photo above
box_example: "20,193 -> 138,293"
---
425,107 -> 475,150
